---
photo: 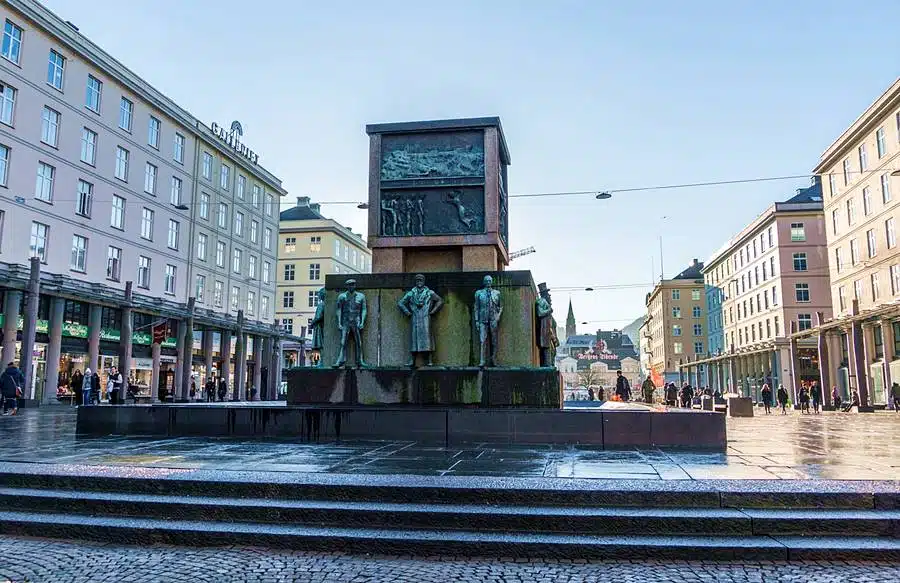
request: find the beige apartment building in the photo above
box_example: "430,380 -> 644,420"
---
277,197 -> 371,366
644,260 -> 707,387
793,77 -> 900,409
684,181 -> 832,402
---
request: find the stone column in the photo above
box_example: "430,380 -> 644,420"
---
42,296 -> 65,405
233,311 -> 246,401
261,335 -> 273,401
203,328 -> 214,386
20,257 -> 41,399
0,290 -> 22,364
150,342 -> 162,403
87,304 -> 102,375
119,282 -> 134,396
881,320 -> 895,409
252,335 -> 263,400
172,323 -> 183,404
770,349 -> 779,390
816,313 -> 831,401
220,329 -> 232,396
272,332 -> 283,399
678,358 -> 684,386
861,322 -> 875,408
728,345 -> 737,393
179,298 -> 195,401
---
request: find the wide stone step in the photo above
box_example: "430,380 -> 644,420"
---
0,510 -> 898,561
1,487 -> 897,538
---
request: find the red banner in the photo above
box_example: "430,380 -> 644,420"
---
152,323 -> 167,345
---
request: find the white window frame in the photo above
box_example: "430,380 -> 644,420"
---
264,227 -> 272,251
197,233 -> 208,261
199,192 -> 210,220
202,152 -> 212,180
882,173 -> 892,203
47,50 -> 66,91
867,229 -> 878,258
144,163 -> 158,195
170,176 -> 183,206
218,203 -> 228,229
35,161 -> 54,202
887,218 -> 896,249
2,20 -> 23,65
29,222 -> 49,262
164,264 -> 177,295
148,116 -> 161,149
863,186 -> 872,216
80,127 -> 97,165
220,164 -> 230,190
232,248 -> 242,274
76,179 -> 93,217
195,274 -> 206,303
106,246 -> 121,281
41,106 -> 60,147
877,127 -> 886,158
174,133 -> 185,164
214,281 -> 224,307
140,208 -> 154,241
115,146 -> 129,181
167,219 -> 180,250
110,195 -> 125,230
137,256 -> 151,289
0,144 -> 7,187
70,234 -> 88,272
216,241 -> 226,268
85,75 -> 102,113
250,220 -> 259,244
0,83 -> 15,126
119,97 -> 134,132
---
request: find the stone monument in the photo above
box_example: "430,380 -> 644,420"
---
397,274 -> 443,367
333,279 -> 367,368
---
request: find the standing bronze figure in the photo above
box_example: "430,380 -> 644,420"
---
398,274 -> 444,367
334,279 -> 367,368
535,282 -> 559,367
309,288 -> 326,367
474,274 -> 502,367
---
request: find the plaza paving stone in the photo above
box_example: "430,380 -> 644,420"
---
1,407 -> 899,480
0,536 -> 899,582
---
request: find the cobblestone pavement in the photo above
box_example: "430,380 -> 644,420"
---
0,536 -> 897,583
2,407 -> 900,480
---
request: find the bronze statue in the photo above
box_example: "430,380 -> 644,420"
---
535,282 -> 559,367
309,288 -> 326,367
474,274 -> 502,367
334,279 -> 367,368
398,274 -> 444,367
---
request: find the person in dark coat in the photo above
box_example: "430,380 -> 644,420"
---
680,383 -> 693,408
0,362 -> 25,415
832,386 -> 842,410
71,369 -> 83,406
798,386 -> 810,414
811,381 -> 822,414
217,377 -> 228,401
614,370 -> 631,401
90,370 -> 100,406
665,383 -> 678,407
205,376 -> 216,403
776,384 -> 789,415
760,383 -> 773,415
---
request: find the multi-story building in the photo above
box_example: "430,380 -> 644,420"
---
277,197 -> 371,366
644,260 -> 707,386
0,0 -> 286,402
688,180 -> 831,401
792,77 -> 900,408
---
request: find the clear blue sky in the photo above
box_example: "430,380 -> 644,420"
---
43,0 -> 900,333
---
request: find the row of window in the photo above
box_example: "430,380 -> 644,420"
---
827,118 -> 900,197
282,290 -> 323,309
283,236 -> 370,270
670,289 -> 703,301
671,341 -> 704,356
728,285 -> 781,325
732,316 -> 786,348
670,305 -> 703,319
671,324 -> 703,337
834,219 -> 897,274
837,265 -> 900,312
831,176 -> 892,235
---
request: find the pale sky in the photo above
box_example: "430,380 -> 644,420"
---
42,0 -> 900,333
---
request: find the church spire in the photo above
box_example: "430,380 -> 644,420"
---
565,298 -> 576,339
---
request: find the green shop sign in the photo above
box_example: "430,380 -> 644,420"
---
132,331 -> 177,348
61,322 -> 88,338
0,315 -> 49,334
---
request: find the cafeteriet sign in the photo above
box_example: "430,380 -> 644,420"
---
211,120 -> 259,165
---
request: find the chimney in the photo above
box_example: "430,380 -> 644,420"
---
310,203 -> 321,214
296,196 -> 310,207
693,258 -> 699,265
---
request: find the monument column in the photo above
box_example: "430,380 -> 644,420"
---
42,297 -> 65,405
0,290 -> 22,364
87,304 -> 102,375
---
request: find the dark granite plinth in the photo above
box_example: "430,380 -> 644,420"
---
75,405 -> 726,448
287,366 -> 562,408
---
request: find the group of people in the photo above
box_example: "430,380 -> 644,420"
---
64,367 -> 126,406
654,382 -> 720,408
203,376 -> 230,402
758,380 -> 867,414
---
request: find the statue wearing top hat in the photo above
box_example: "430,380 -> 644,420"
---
334,279 -> 367,368
535,282 -> 559,367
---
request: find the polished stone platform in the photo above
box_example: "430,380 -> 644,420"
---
74,402 -> 726,448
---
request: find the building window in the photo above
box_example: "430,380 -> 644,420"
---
262,296 -> 270,319
220,164 -> 230,190
850,239 -> 860,265
234,211 -> 244,237
174,133 -> 185,164
250,220 -> 259,244
119,97 -> 134,131
85,76 -> 102,112
230,286 -> 240,311
832,209 -> 839,235
838,286 -> 847,311
672,289 -> 680,300
197,233 -> 207,261
877,127 -> 887,158
214,281 -> 224,307
772,285 -> 778,306
835,247 -> 843,273
106,246 -> 121,281
673,342 -> 683,355
798,314 -> 812,332
110,195 -> 125,230
310,236 -> 322,252
863,186 -> 872,216
308,290 -> 321,308
34,162 -> 54,202
169,176 -> 183,206
115,146 -> 129,181
693,323 -> 702,336
237,175 -> 245,200
842,158 -> 851,185
284,264 -> 295,281
867,229 -> 878,258
79,127 -> 97,165
892,265 -> 900,295
281,319 -> 294,335
137,256 -> 151,288
789,222 -> 806,241
75,179 -> 92,217
283,291 -> 294,308
30,222 -> 48,262
199,192 -> 210,220
854,279 -> 863,302
882,173 -> 892,203
872,273 -> 881,301
2,20 -> 23,64
144,163 -> 157,194
692,305 -> 701,318
285,237 -> 297,253
792,252 -> 807,271
847,199 -> 857,226
795,283 -> 810,303
147,116 -> 161,149
252,184 -> 261,207
140,208 -> 154,240
0,83 -> 15,126
45,50 -> 66,91
164,265 -> 176,295
195,275 -> 205,303
264,227 -> 272,251
41,106 -> 60,147
334,239 -> 341,257
216,241 -> 226,268
167,219 -> 179,250
672,325 -> 682,337
672,306 -> 681,318
691,289 -> 701,301
248,256 -> 257,279
70,235 -> 87,272
218,203 -> 228,229
263,261 -> 271,284
887,218 -> 897,249
859,144 -> 868,172
764,290 -> 769,309
247,291 -> 255,316
309,263 -> 321,280
232,248 -> 242,273
202,152 -> 212,180
0,143 -> 8,186
694,342 -> 703,354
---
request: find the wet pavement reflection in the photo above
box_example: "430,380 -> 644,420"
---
0,408 -> 898,480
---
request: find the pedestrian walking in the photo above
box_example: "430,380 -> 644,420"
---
761,383 -> 773,415
217,377 -> 228,402
776,384 -> 789,415
665,383 -> 678,407
90,369 -> 100,405
108,367 -> 123,405
0,362 -> 25,416
71,369 -> 83,407
680,383 -> 693,408
641,377 -> 655,404
81,368 -> 93,407
205,376 -> 216,403
811,381 -> 822,414
832,386 -> 842,410
615,370 -> 631,401
892,382 -> 900,412
799,385 -> 810,414
190,377 -> 197,401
